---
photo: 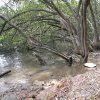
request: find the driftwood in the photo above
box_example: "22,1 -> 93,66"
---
0,70 -> 11,78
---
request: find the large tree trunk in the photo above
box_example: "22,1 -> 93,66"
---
89,2 -> 100,49
0,0 -> 93,64
80,0 -> 90,63
28,37 -> 71,63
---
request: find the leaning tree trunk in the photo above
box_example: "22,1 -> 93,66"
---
0,15 -> 73,66
0,0 -> 93,64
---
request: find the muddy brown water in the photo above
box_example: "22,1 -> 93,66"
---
0,51 -> 99,93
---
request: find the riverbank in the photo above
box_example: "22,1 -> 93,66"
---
37,68 -> 100,100
0,67 -> 100,100
0,52 -> 100,100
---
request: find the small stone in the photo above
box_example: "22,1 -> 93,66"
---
32,95 -> 36,98
34,80 -> 44,86
50,74 -> 53,76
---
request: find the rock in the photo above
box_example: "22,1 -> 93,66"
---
71,54 -> 81,62
50,79 -> 58,85
33,80 -> 44,86
36,69 -> 100,100
84,63 -> 96,68
36,78 -> 72,100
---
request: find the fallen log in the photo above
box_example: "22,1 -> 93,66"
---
0,70 -> 11,78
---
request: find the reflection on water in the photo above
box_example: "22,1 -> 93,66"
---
0,51 -> 85,80
0,51 -> 87,78
0,51 -> 99,92
0,52 -> 99,79
0,55 -> 9,68
13,51 -> 22,69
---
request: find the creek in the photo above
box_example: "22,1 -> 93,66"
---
0,50 -> 99,94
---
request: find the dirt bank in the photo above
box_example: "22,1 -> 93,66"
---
0,68 -> 100,100
37,68 -> 100,100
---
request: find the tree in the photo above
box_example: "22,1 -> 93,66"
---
0,0 -> 99,64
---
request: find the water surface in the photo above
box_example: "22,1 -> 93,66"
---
1,51 -> 99,92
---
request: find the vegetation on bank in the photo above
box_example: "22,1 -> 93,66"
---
0,0 -> 100,64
